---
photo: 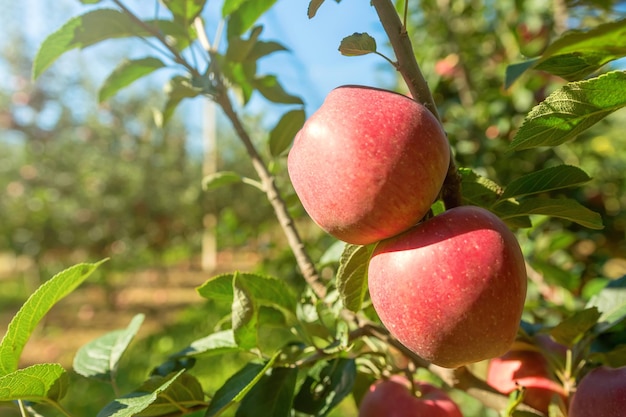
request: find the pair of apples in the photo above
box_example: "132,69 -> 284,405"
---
288,85 -> 527,368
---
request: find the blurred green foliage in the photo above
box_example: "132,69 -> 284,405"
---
400,0 -> 626,319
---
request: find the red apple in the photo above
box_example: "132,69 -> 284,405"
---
287,85 -> 450,245
368,205 -> 527,368
358,375 -> 462,417
569,366 -> 626,417
487,336 -> 567,413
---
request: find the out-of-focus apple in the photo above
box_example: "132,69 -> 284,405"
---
569,366 -> 626,417
287,85 -> 449,245
358,375 -> 462,417
368,205 -> 527,368
487,335 -> 567,413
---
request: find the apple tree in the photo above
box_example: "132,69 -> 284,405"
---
1,0 -> 626,416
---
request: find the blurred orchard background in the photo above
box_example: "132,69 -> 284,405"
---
1,0 -> 626,415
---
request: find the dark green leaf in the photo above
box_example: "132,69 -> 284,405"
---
499,198 -> 603,230
294,358 -> 356,416
205,353 -> 279,417
225,0 -> 277,39
550,307 -> 601,346
197,273 -> 297,316
587,276 -> 626,333
499,165 -> 591,200
269,109 -> 305,157
459,168 -> 502,208
252,75 -> 303,104
588,344 -> 626,368
509,71 -> 626,150
504,58 -> 539,89
232,274 -> 258,349
339,33 -> 377,56
96,370 -> 185,417
99,57 -> 166,102
33,9 -> 145,80
0,364 -> 68,403
0,261 -> 105,376
534,51 -> 617,81
236,367 -> 298,417
135,373 -> 206,417
505,19 -> 626,85
336,244 -> 373,312
73,314 -> 145,381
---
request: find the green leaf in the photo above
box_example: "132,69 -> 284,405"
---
226,26 -> 264,63
171,330 -> 241,358
73,314 -> 145,381
336,244 -> 373,312
308,0 -> 326,18
96,370 -> 185,417
505,19 -> 626,85
0,260 -> 105,376
247,41 -> 288,62
499,165 -> 591,200
339,33 -> 377,56
550,307 -> 601,346
587,276 -> 626,333
293,358 -> 356,416
203,172 -> 263,191
162,0 -> 206,26
232,274 -> 258,350
135,373 -> 207,417
158,75 -> 204,127
226,0 -> 278,39
205,353 -> 280,417
33,9 -> 145,80
587,344 -> 626,368
197,273 -> 297,316
0,364 -> 69,403
509,71 -> 626,151
499,198 -> 603,230
504,58 -> 539,89
236,367 -> 298,417
459,167 -> 503,208
99,57 -> 166,103
269,109 -> 305,157
252,75 -> 303,105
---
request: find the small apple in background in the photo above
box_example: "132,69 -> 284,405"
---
358,375 -> 462,417
569,365 -> 626,417
287,85 -> 450,245
368,205 -> 527,368
487,335 -> 567,413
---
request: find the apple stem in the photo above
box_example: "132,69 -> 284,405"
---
371,0 -> 463,210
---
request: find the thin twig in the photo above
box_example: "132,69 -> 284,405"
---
191,18 -> 326,298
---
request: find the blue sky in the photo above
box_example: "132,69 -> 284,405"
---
1,1 -> 395,149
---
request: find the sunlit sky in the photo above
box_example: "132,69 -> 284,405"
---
0,0 -> 396,151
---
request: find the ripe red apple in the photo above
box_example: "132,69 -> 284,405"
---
358,375 -> 462,417
368,205 -> 527,368
569,366 -> 626,417
287,85 -> 450,245
487,336 -> 567,413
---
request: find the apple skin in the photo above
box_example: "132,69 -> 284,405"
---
287,85 -> 450,245
487,336 -> 567,413
368,205 -> 527,368
569,366 -> 626,417
358,375 -> 462,417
